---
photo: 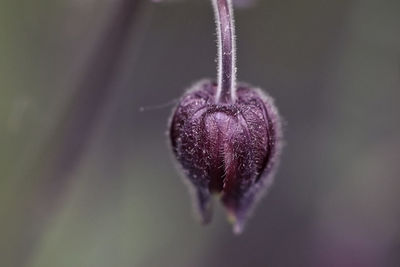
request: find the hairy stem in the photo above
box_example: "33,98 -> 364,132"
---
213,0 -> 237,103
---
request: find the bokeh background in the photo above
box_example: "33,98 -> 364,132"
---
1,0 -> 400,266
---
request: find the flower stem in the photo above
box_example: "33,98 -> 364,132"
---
213,0 -> 237,103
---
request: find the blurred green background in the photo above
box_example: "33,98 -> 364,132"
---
1,0 -> 400,266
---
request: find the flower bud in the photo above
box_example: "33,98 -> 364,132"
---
169,79 -> 282,233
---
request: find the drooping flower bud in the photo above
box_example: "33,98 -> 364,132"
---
169,80 -> 282,233
167,0 -> 283,233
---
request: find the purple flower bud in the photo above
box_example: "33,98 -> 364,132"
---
166,0 -> 283,233
169,80 -> 282,233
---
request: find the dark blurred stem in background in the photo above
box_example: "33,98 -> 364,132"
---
9,0 -> 147,265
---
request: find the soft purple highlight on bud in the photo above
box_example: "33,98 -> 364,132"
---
169,80 -> 282,233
